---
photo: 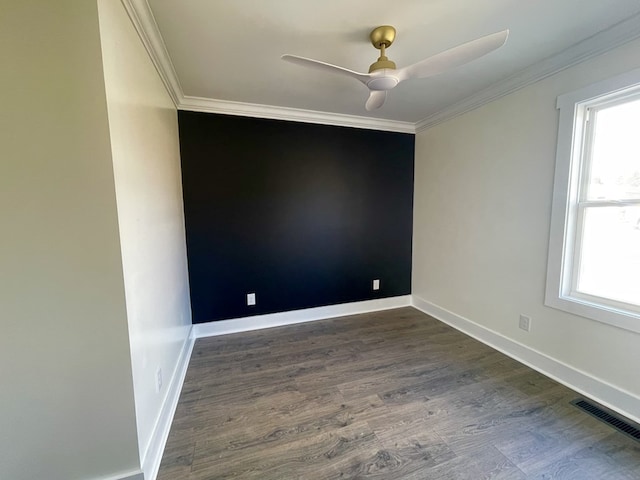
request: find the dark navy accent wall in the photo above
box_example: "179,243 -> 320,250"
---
178,111 -> 414,323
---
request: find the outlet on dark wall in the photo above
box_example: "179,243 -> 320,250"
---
178,111 -> 414,323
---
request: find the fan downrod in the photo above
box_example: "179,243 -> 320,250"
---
369,25 -> 397,72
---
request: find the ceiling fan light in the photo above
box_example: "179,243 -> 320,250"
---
367,75 -> 399,91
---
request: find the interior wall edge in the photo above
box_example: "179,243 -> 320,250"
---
193,296 -> 412,338
411,295 -> 640,425
141,326 -> 195,480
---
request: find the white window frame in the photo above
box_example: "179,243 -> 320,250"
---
546,67 -> 640,334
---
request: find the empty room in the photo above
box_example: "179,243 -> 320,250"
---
2,1 -> 640,479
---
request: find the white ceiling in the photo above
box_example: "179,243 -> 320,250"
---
131,0 -> 640,131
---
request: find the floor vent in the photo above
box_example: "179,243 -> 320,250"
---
571,398 -> 640,442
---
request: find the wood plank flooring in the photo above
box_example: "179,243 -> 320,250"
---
157,307 -> 640,479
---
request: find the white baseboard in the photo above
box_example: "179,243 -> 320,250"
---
96,470 -> 144,480
193,296 -> 412,338
411,295 -> 640,425
142,326 -> 196,480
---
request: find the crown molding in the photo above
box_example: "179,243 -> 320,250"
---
179,96 -> 416,133
122,0 -> 640,135
119,0 -> 413,133
415,12 -> 640,133
120,0 -> 184,106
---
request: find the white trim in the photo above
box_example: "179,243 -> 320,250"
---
119,0 -> 413,133
194,296 -> 412,338
141,326 -> 196,480
546,67 -> 640,334
178,96 -> 416,133
415,12 -> 640,132
411,295 -> 640,425
120,0 -> 184,106
94,471 -> 144,480
556,67 -> 640,110
122,1 -> 640,134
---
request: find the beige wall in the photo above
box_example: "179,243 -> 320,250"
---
97,0 -> 192,469
413,38 -> 640,420
0,1 -> 140,479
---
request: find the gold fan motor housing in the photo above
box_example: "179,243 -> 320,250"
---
370,25 -> 396,49
369,25 -> 397,72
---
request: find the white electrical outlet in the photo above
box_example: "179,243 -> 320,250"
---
155,367 -> 163,393
519,314 -> 531,332
373,279 -> 380,290
247,293 -> 256,306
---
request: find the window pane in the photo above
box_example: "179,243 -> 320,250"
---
576,205 -> 640,307
586,98 -> 640,201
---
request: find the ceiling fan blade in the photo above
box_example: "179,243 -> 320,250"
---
281,54 -> 371,84
396,30 -> 509,82
365,90 -> 387,111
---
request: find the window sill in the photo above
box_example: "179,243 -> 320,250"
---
544,293 -> 640,334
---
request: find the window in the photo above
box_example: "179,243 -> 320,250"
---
546,68 -> 640,333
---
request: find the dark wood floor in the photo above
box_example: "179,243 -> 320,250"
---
157,307 -> 640,479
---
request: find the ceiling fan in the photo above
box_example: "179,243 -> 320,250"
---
282,26 -> 509,111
